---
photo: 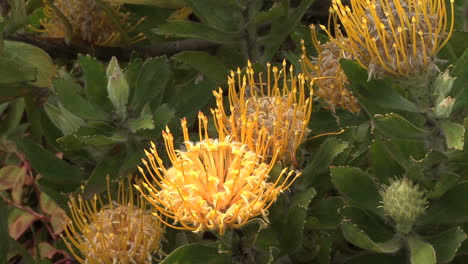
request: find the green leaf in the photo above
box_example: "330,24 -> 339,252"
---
0,82 -> 38,103
130,56 -> 171,113
4,0 -> 27,33
301,138 -> 349,186
440,121 -> 465,150
152,103 -> 176,135
78,54 -> 111,110
452,48 -> 468,112
408,235 -> 436,264
0,41 -> 56,87
0,98 -> 25,136
419,181 -> 468,226
317,233 -> 333,264
153,21 -> 240,43
0,165 -> 25,192
439,31 -> 468,63
44,104 -> 84,135
57,131 -> 126,150
249,2 -> 285,26
0,55 -> 36,84
279,187 -> 316,255
341,221 -> 401,253
330,167 -> 382,215
377,138 -> 426,170
161,244 -> 231,264
340,206 -> 394,242
83,155 -> 124,199
426,227 -> 467,263
345,254 -> 406,264
125,58 -> 143,96
427,172 -> 459,199
128,114 -> 155,133
369,139 -> 404,182
0,198 -> 7,263
16,139 -> 83,192
259,0 -> 315,63
307,197 -> 344,230
172,77 -> 217,119
172,51 -> 229,84
339,59 -> 419,113
53,78 -> 108,120
8,208 -> 38,240
374,113 -> 427,140
183,0 -> 242,32
24,94 -> 44,141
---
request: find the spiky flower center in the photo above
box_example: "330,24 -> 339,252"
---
301,34 -> 360,113
136,113 -> 299,235
81,205 -> 161,264
237,95 -> 311,156
63,177 -> 163,264
212,61 -> 313,162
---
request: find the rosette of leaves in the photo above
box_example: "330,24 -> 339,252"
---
42,55 -> 174,196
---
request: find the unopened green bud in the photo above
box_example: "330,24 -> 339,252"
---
380,178 -> 428,234
433,69 -> 456,103
106,57 -> 129,119
434,96 -> 456,119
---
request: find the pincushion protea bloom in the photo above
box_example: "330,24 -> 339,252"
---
300,27 -> 360,113
62,176 -> 162,264
135,112 -> 300,235
38,0 -> 144,46
321,0 -> 454,79
212,60 -> 313,163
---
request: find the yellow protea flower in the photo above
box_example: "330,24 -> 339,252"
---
135,112 -> 300,235
321,0 -> 454,79
212,60 -> 313,164
62,175 -> 163,264
38,0 -> 145,46
300,26 -> 360,113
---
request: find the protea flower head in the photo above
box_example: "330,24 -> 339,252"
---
62,175 -> 163,264
380,177 -> 428,234
38,0 -> 145,46
300,26 -> 360,113
212,60 -> 313,164
135,112 -> 300,235
320,0 -> 454,79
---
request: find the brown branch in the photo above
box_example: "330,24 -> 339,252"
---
6,34 -> 219,61
0,193 -> 58,240
0,193 -> 47,220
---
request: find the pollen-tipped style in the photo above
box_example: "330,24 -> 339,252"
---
62,176 -> 163,264
321,0 -> 454,79
135,112 -> 300,235
212,60 -> 313,163
38,0 -> 144,46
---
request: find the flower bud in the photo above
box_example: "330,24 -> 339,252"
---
433,69 -> 456,100
106,57 -> 129,119
434,96 -> 456,119
380,178 -> 428,234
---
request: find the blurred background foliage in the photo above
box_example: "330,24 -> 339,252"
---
0,0 -> 467,263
